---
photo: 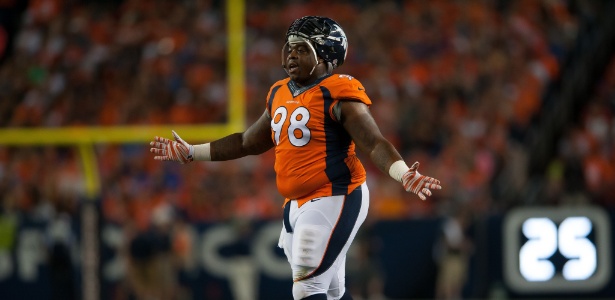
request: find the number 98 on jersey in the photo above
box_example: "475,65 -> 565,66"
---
503,206 -> 612,293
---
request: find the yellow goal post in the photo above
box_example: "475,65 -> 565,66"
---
0,0 -> 246,199
0,1 -> 245,299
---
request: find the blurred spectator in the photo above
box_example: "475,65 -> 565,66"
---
225,219 -> 258,300
125,202 -> 182,300
0,0 -> 585,221
546,53 -> 615,208
346,220 -> 385,300
434,204 -> 473,300
1,0 -> 610,299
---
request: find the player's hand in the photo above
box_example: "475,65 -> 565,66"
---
149,130 -> 194,164
402,161 -> 441,200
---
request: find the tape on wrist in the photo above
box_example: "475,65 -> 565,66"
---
193,143 -> 211,161
389,160 -> 410,183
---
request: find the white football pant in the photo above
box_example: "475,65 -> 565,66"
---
279,182 -> 369,300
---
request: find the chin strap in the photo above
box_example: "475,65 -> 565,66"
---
308,63 -> 317,76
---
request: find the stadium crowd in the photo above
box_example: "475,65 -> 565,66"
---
0,0 -> 613,299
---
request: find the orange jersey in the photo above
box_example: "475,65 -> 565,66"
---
266,74 -> 372,207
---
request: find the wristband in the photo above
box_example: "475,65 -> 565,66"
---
389,160 -> 410,183
193,143 -> 211,161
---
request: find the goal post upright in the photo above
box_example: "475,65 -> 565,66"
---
0,0 -> 246,299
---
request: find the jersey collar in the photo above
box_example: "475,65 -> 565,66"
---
288,74 -> 332,97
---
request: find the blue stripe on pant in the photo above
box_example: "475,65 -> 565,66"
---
298,185 -> 362,280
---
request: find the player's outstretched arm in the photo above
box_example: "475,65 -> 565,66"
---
340,101 -> 441,200
149,110 -> 274,163
210,110 -> 274,161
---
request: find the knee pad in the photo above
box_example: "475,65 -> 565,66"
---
291,224 -> 328,269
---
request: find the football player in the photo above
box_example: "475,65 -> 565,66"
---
150,16 -> 441,300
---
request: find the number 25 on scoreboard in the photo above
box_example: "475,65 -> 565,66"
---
503,206 -> 612,293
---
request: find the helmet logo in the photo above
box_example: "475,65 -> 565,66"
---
331,24 -> 348,49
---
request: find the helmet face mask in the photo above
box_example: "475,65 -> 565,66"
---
284,16 -> 348,71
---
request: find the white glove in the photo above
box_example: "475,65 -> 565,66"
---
149,130 -> 194,164
402,162 -> 442,200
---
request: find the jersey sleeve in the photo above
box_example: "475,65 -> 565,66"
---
327,74 -> 372,122
330,74 -> 372,106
